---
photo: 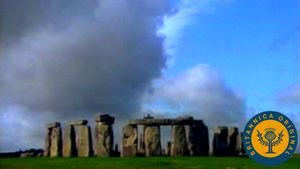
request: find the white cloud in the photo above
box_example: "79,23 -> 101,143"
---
143,64 -> 246,128
277,83 -> 300,107
157,0 -> 233,63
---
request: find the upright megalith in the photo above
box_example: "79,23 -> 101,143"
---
144,125 -> 162,156
195,121 -> 209,156
237,132 -> 246,155
121,124 -> 138,157
138,133 -> 145,156
44,127 -> 52,157
76,123 -> 93,157
228,127 -> 239,156
48,122 -> 62,157
213,126 -> 229,156
62,125 -> 77,157
171,125 -> 188,156
94,114 -> 115,157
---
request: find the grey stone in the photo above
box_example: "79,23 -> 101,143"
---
62,125 -> 77,157
44,128 -> 51,157
128,118 -> 202,126
196,122 -> 209,156
47,122 -> 60,129
121,124 -> 138,157
50,126 -> 62,157
95,114 -> 115,124
76,125 -> 93,157
213,126 -> 228,156
138,133 -> 145,155
69,120 -> 88,126
94,122 -> 114,157
144,125 -> 161,156
228,127 -> 239,156
166,141 -> 171,156
171,125 -> 188,156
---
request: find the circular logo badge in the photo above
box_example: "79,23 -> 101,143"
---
243,111 -> 298,166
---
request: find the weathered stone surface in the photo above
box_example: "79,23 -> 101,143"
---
76,125 -> 93,157
166,141 -> 171,156
47,122 -> 60,129
237,132 -> 246,155
171,125 -> 188,156
128,119 -> 203,125
144,125 -> 161,156
228,127 -> 239,156
95,114 -> 115,124
185,125 -> 196,156
62,125 -> 77,157
213,126 -> 228,156
94,123 -> 114,157
20,152 -> 35,158
193,121 -> 209,156
44,128 -> 51,157
50,126 -> 62,157
138,133 -> 145,155
121,124 -> 138,157
69,120 -> 88,126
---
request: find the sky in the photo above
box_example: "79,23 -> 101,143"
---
0,0 -> 299,153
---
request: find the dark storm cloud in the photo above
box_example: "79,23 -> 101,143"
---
0,0 -> 170,119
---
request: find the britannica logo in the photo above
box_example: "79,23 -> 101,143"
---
243,111 -> 298,166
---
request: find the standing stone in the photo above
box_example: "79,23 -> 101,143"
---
95,123 -> 114,157
171,125 -> 188,156
94,114 -> 114,157
213,126 -> 228,156
138,133 -> 145,156
237,132 -> 246,155
44,128 -> 51,157
121,124 -> 138,157
166,141 -> 171,156
196,121 -> 209,156
62,125 -> 77,157
228,127 -> 239,156
77,125 -> 93,157
50,125 -> 62,157
144,125 -> 162,156
185,125 -> 196,156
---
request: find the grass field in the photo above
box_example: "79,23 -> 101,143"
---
1,156 -> 299,169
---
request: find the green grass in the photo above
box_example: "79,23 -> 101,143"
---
0,156 -> 299,169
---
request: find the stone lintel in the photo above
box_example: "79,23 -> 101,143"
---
95,114 -> 115,124
69,120 -> 88,126
47,122 -> 61,128
128,119 -> 202,125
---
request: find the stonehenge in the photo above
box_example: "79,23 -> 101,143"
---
44,114 -> 244,158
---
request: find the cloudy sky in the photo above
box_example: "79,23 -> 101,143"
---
0,0 -> 299,152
